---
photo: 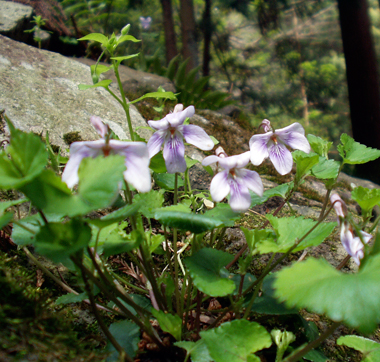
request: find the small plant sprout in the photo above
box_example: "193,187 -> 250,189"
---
62,116 -> 151,192
202,147 -> 263,212
249,119 -> 311,175
147,104 -> 214,173
330,193 -> 372,265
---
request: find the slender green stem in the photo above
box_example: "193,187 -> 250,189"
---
318,188 -> 332,222
243,279 -> 263,319
110,271 -> 148,294
78,259 -> 133,362
283,322 -> 340,362
112,60 -> 134,141
87,248 -> 149,317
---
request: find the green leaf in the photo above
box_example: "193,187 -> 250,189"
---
150,152 -> 167,173
337,335 -> 380,362
0,199 -> 26,215
242,228 -> 277,255
78,33 -> 109,45
56,292 -> 87,305
153,173 -> 184,190
19,169 -> 91,217
175,340 -> 212,362
338,134 -> 380,165
110,54 -> 139,62
259,215 -> 335,253
35,219 -> 91,263
12,214 -> 42,246
149,233 -> 165,253
91,64 -> 112,76
274,255 -> 380,334
78,155 -> 125,209
152,310 -> 182,341
244,274 -> 298,315
133,190 -> 164,218
0,212 -> 13,230
101,228 -> 144,258
303,349 -> 329,362
129,91 -> 177,105
185,248 -> 235,297
351,186 -> 380,214
250,182 -> 293,207
311,157 -> 340,179
55,287 -> 99,305
0,129 -> 48,189
116,34 -> 141,45
293,151 -> 320,182
86,202 -> 141,228
185,156 -> 199,169
203,203 -> 240,227
78,79 -> 112,90
307,134 -> 333,158
106,320 -> 140,361
154,210 -> 224,233
200,320 -> 272,362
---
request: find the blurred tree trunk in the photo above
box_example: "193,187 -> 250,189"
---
337,0 -> 380,182
202,0 -> 212,77
160,0 -> 178,64
179,0 -> 199,72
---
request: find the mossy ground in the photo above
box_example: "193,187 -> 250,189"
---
0,244 -> 107,362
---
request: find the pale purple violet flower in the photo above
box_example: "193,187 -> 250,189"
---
140,16 -> 152,30
62,116 -> 151,193
147,104 -> 214,173
202,147 -> 264,213
330,193 -> 372,265
249,119 -> 311,175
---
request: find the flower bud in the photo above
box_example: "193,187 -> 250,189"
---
121,24 -> 131,35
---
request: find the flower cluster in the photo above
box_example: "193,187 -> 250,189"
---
330,193 -> 372,265
63,108 -> 311,214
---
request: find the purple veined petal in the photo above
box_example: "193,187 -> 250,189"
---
210,170 -> 230,202
237,169 -> 263,197
165,105 -> 195,128
268,141 -> 293,175
261,119 -> 272,133
218,152 -> 251,170
249,133 -> 271,166
90,116 -> 108,138
62,141 -> 104,187
229,178 -> 251,213
119,143 -> 152,193
202,155 -> 221,167
275,123 -> 311,153
147,129 -> 167,158
180,124 -> 214,150
148,118 -> 170,131
163,131 -> 187,173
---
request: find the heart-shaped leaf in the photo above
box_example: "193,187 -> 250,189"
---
200,320 -> 272,362
274,255 -> 380,333
185,248 -> 235,297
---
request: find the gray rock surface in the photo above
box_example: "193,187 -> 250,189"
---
0,0 -> 33,43
75,57 -> 176,95
0,35 -> 151,150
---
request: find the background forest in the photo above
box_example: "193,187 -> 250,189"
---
58,0 -> 380,180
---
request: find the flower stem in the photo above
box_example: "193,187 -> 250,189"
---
282,322 -> 340,362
